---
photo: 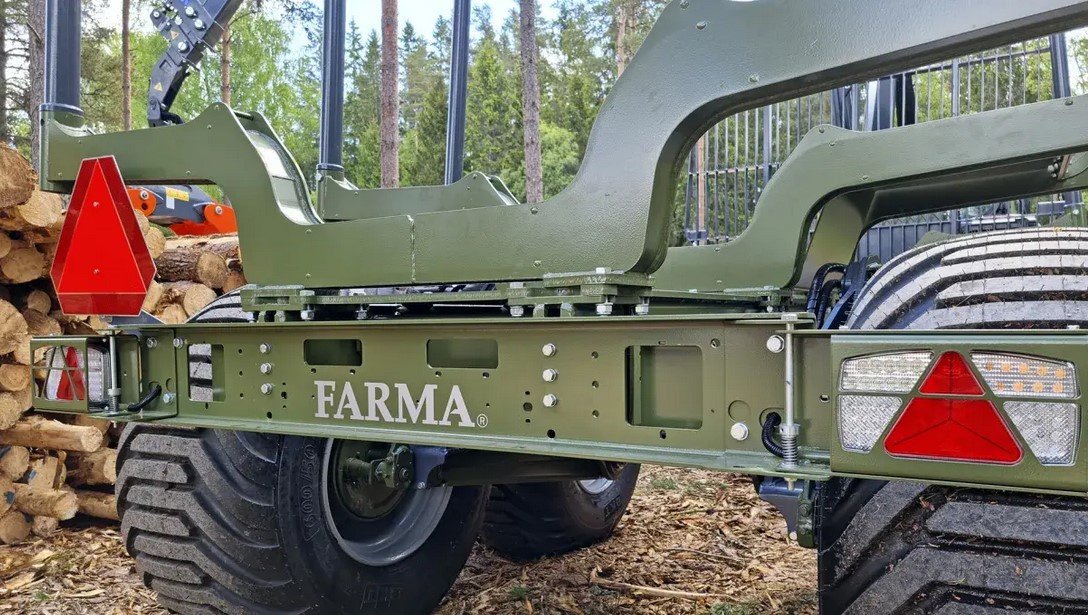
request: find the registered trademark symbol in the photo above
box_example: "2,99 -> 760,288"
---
476,414 -> 489,428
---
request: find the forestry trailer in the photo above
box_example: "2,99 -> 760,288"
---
31,0 -> 1088,613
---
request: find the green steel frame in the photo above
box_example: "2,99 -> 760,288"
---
29,0 -> 1088,501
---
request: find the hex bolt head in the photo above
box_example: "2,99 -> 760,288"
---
596,302 -> 614,316
730,422 -> 750,441
193,18 -> 206,30
161,392 -> 175,404
261,383 -> 274,395
259,343 -> 272,354
541,343 -> 557,357
184,6 -> 197,17
509,305 -> 525,318
594,267 -> 609,274
146,338 -> 158,349
542,393 -> 559,408
634,303 -> 650,316
542,369 -> 559,383
178,41 -> 190,52
766,335 -> 785,354
172,338 -> 185,349
260,363 -> 274,375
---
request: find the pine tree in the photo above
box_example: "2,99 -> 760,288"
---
380,0 -> 400,188
409,76 -> 449,186
465,36 -> 523,196
520,0 -> 543,202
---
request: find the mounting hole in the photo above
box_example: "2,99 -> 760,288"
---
239,371 -> 244,376
281,391 -> 288,400
266,411 -> 273,419
659,430 -> 667,439
525,418 -> 531,424
237,348 -> 244,354
547,429 -> 556,439
310,368 -> 317,374
435,371 -> 442,377
820,394 -> 830,402
591,380 -> 599,389
239,393 -> 245,399
591,351 -> 599,359
524,390 -> 531,396
523,402 -> 533,412
349,369 -> 356,375
482,372 -> 490,379
592,410 -> 599,418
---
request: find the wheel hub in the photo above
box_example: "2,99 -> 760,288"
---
322,439 -> 452,566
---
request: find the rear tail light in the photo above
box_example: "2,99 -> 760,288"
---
971,352 -> 1077,399
837,349 -> 1079,467
1004,401 -> 1078,465
840,351 -> 932,393
838,395 -> 901,452
42,346 -> 106,404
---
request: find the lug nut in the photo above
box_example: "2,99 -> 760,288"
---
542,394 -> 559,408
542,369 -> 558,383
541,343 -> 557,357
261,383 -> 274,395
260,363 -> 273,374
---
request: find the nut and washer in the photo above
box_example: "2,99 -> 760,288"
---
541,343 -> 557,357
172,338 -> 185,348
542,369 -> 559,383
542,394 -> 559,408
146,338 -> 158,349
260,383 -> 274,395
260,363 -> 274,375
730,422 -> 750,441
509,305 -> 525,318
259,343 -> 272,354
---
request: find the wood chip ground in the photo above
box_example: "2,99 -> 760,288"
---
0,467 -> 816,614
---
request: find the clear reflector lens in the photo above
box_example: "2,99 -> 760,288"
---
971,352 -> 1077,399
838,395 -> 902,452
840,352 -> 933,393
42,346 -> 106,404
1004,401 -> 1078,466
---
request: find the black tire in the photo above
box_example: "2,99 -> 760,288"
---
480,464 -> 640,560
116,294 -> 488,615
819,228 -> 1088,614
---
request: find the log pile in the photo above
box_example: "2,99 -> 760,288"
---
0,145 -> 247,544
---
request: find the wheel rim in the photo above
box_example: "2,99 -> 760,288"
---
321,439 -> 452,566
577,477 -> 614,495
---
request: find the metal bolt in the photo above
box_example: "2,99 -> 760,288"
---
509,305 -> 525,318
259,343 -> 272,354
696,20 -> 707,29
172,338 -> 185,348
151,9 -> 162,19
594,266 -> 609,274
213,205 -> 224,215
300,308 -> 315,321
193,18 -> 206,30
178,41 -> 190,52
541,343 -> 557,357
184,6 -> 197,17
161,392 -> 175,404
260,363 -> 273,374
730,422 -> 750,441
596,302 -> 614,316
542,369 -> 559,383
634,302 -> 650,316
542,394 -> 559,408
766,335 -> 786,353
261,383 -> 274,395
146,338 -> 158,349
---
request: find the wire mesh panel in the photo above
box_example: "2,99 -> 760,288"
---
682,33 -> 1080,264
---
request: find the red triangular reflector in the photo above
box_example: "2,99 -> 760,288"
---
884,398 -> 1022,464
50,156 -> 156,316
55,347 -> 86,401
918,351 -> 984,396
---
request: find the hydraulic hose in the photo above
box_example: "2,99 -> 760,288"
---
806,263 -> 846,313
762,412 -> 786,458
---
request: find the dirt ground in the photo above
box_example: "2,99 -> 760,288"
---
0,466 -> 816,614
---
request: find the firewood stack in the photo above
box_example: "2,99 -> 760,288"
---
0,145 -> 247,544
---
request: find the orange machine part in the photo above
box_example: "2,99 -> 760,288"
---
169,203 -> 238,236
127,187 -> 156,217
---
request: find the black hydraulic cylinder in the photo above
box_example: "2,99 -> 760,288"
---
43,0 -> 82,114
318,0 -> 347,172
444,0 -> 471,185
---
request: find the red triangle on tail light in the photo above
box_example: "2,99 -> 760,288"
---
919,351 -> 984,396
884,397 -> 1022,464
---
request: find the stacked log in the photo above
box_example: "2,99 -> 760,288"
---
148,234 -> 245,323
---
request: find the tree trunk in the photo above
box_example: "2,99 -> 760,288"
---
520,0 -> 544,203
27,0 -> 45,170
379,0 -> 400,188
220,23 -> 233,105
0,2 -> 10,146
615,1 -> 634,77
121,0 -> 132,130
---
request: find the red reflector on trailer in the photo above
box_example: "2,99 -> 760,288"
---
884,398 -> 1022,464
918,351 -> 984,396
883,351 -> 1022,464
50,157 -> 156,316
